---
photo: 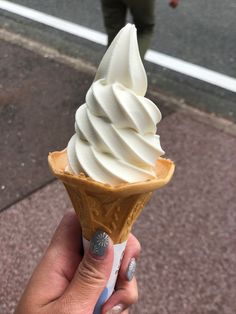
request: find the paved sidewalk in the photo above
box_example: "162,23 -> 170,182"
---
0,35 -> 236,314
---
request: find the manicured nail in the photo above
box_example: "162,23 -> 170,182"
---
105,304 -> 124,314
90,230 -> 109,257
126,257 -> 136,281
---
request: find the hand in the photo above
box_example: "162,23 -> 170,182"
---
169,0 -> 180,8
15,210 -> 141,314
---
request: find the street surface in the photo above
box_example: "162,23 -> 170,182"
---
0,0 -> 236,120
9,0 -> 236,76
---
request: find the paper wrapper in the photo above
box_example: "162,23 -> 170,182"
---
48,149 -> 175,312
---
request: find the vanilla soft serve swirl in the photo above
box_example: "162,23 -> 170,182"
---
67,24 -> 165,185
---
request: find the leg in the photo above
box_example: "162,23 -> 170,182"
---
126,0 -> 155,59
100,0 -> 128,46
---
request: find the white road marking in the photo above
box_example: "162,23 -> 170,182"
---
146,51 -> 236,93
0,0 -> 107,44
1,0 -> 236,93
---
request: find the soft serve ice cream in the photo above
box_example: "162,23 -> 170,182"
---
48,24 -> 175,313
67,23 -> 164,185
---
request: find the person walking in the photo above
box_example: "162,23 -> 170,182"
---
100,0 -> 180,59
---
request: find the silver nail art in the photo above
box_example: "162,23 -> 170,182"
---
106,304 -> 124,314
90,230 -> 109,257
126,257 -> 136,281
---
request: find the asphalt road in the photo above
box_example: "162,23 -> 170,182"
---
8,0 -> 236,76
0,0 -> 236,120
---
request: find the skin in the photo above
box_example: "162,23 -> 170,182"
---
15,210 -> 141,314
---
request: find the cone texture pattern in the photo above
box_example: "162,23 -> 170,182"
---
48,150 -> 175,244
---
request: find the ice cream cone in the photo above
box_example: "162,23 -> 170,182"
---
48,149 -> 175,244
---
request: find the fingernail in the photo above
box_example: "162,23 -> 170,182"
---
126,257 -> 136,281
105,304 -> 124,314
90,230 -> 109,258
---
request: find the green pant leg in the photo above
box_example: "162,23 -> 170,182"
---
100,0 -> 128,46
125,0 -> 155,58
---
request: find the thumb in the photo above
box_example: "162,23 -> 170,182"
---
63,230 -> 114,313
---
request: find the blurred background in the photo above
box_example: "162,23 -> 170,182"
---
0,1 -> 236,313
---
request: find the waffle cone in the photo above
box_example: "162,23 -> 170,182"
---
48,149 -> 175,244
